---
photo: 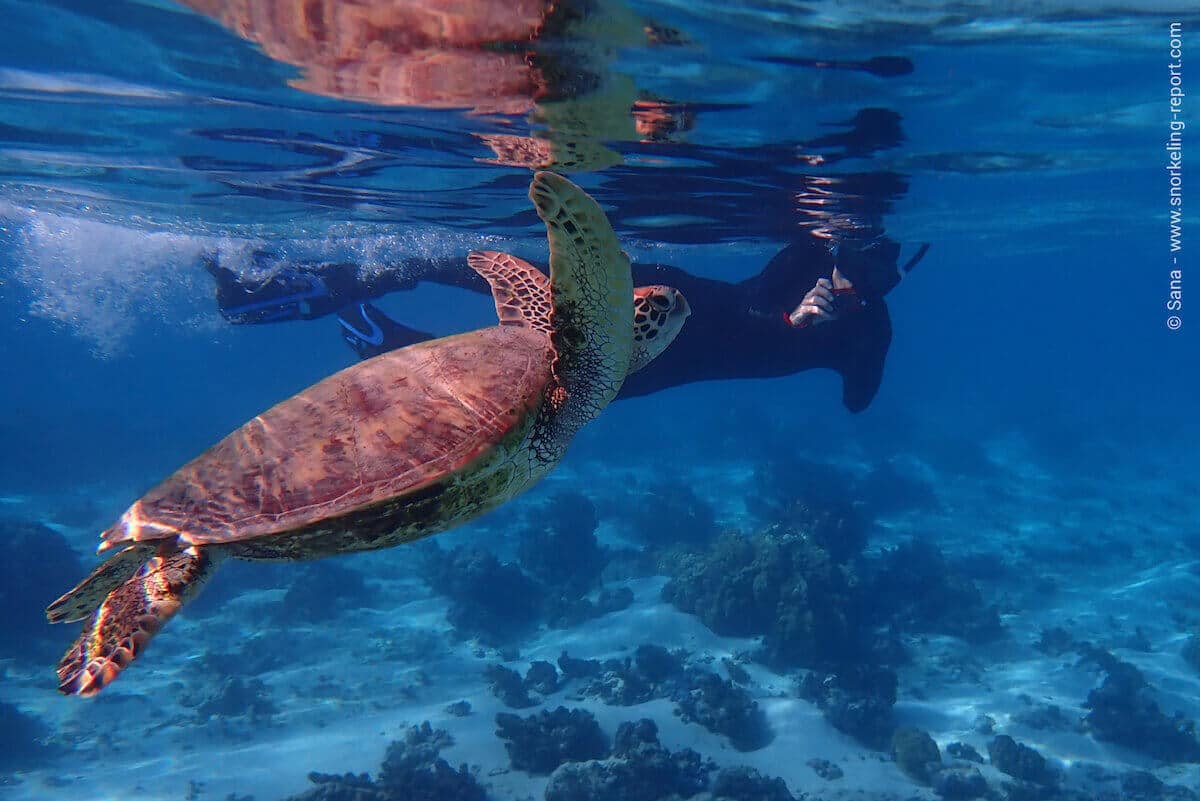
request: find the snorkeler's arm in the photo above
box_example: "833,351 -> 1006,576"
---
743,240 -> 833,315
400,255 -> 492,295
834,301 -> 891,413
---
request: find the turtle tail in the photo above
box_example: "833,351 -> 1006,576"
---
55,544 -> 219,696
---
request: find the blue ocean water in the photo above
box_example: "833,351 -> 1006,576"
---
0,2 -> 1198,800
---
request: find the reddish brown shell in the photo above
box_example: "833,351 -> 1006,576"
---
100,326 -> 551,549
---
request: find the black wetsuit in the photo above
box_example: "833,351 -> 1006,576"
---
618,240 -> 895,411
207,237 -> 909,413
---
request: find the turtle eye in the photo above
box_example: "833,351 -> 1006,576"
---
650,295 -> 671,310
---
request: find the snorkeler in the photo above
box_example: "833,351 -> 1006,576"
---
205,235 -> 927,412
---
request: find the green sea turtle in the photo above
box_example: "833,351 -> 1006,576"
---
46,171 -> 690,696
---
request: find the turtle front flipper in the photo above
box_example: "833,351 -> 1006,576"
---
46,543 -> 157,623
56,545 -> 219,696
467,251 -> 552,333
468,248 -> 690,378
528,171 -> 633,432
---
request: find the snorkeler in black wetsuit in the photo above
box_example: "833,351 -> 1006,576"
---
614,238 -> 914,411
205,236 -> 926,413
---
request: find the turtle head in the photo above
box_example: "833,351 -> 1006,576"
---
629,285 -> 690,373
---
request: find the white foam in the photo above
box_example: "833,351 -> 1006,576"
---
4,205 -> 212,354
1,201 -> 519,355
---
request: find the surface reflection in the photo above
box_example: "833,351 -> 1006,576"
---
183,0 -> 694,171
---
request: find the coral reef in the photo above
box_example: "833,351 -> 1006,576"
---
677,672 -> 772,752
494,706 -> 609,775
186,676 -> 279,725
1033,626 -> 1077,657
745,456 -> 869,564
444,700 -> 472,717
987,735 -> 1058,787
294,773 -> 378,801
543,718 -> 714,801
797,663 -> 898,749
891,726 -> 941,784
578,646 -> 681,706
376,724 -> 485,801
420,545 -> 544,644
710,766 -> 796,801
518,492 -> 607,597
1119,770 -> 1200,801
542,586 -> 633,630
483,664 -> 535,709
199,627 -> 322,681
524,660 -> 560,695
866,539 -> 1003,644
423,517 -> 628,640
0,519 -> 82,663
662,529 -> 866,668
279,723 -> 487,801
563,645 -> 772,751
722,657 -> 752,685
629,644 -> 683,684
484,660 -> 567,708
1012,699 -> 1073,732
621,479 -> 719,551
945,742 -> 984,763
276,560 -> 374,624
649,513 -> 1009,766
1081,647 -> 1200,763
583,660 -> 657,706
558,652 -> 604,681
931,765 -> 990,800
806,758 -> 843,780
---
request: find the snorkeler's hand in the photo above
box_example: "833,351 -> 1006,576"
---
830,266 -> 854,292
788,277 -> 836,327
786,268 -> 856,327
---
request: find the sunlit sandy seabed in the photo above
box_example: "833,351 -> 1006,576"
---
3,417 -> 1199,800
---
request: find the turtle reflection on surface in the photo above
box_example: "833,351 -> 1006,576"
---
182,0 -> 695,171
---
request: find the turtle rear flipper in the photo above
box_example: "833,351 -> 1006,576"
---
46,543 -> 156,624
57,545 -> 219,696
